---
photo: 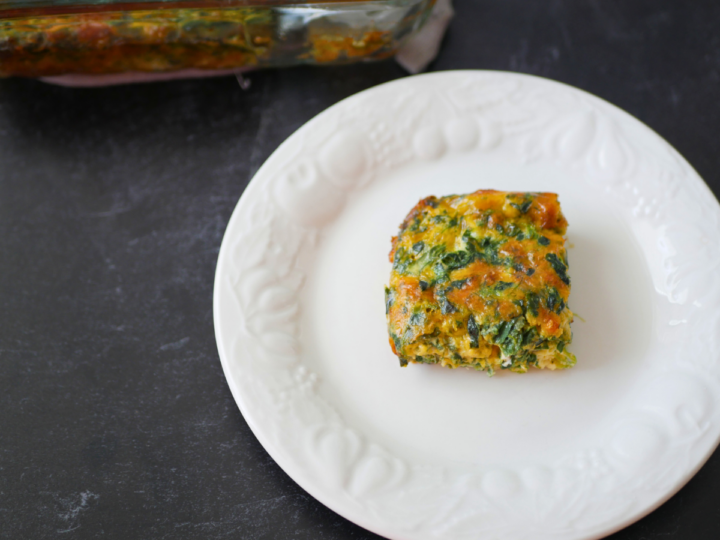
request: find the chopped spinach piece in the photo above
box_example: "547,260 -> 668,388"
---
526,292 -> 540,317
492,317 -> 527,356
546,287 -> 558,312
419,280 -> 429,291
538,236 -> 550,246
434,284 -> 457,315
480,320 -> 501,340
402,325 -> 415,342
432,214 -> 448,224
526,268 -> 535,276
463,231 -> 507,267
522,327 -> 539,346
439,297 -> 456,315
443,279 -> 468,292
432,261 -> 449,283
404,244 -> 446,275
399,357 -> 409,367
508,193 -> 533,215
428,244 -> 447,258
477,212 -> 490,227
545,253 -> 570,285
495,281 -> 513,292
406,216 -> 423,232
412,241 -> 425,253
503,349 -> 536,371
384,286 -> 395,314
452,279 -> 468,289
546,287 -> 565,314
495,320 -> 513,344
392,247 -> 410,273
442,251 -> 472,271
467,315 -> 480,348
408,310 -> 425,327
510,200 -> 533,214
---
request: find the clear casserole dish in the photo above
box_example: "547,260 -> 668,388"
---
0,0 -> 435,77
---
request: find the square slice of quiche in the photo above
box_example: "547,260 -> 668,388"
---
385,190 -> 575,374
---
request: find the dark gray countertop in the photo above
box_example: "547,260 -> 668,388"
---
2,1 -> 720,538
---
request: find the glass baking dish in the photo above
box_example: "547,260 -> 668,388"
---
0,0 -> 435,77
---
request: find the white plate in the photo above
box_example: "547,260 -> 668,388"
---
213,71 -> 720,540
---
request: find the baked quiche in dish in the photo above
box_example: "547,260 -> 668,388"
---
386,190 -> 576,374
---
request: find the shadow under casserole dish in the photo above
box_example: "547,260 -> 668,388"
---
386,189 -> 576,375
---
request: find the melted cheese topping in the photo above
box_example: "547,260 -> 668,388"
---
386,190 -> 576,374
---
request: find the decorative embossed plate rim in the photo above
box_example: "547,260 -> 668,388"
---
214,71 -> 720,540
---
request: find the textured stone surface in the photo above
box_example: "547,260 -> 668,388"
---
0,1 -> 719,538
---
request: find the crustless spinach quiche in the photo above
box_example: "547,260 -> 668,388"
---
386,190 -> 576,374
